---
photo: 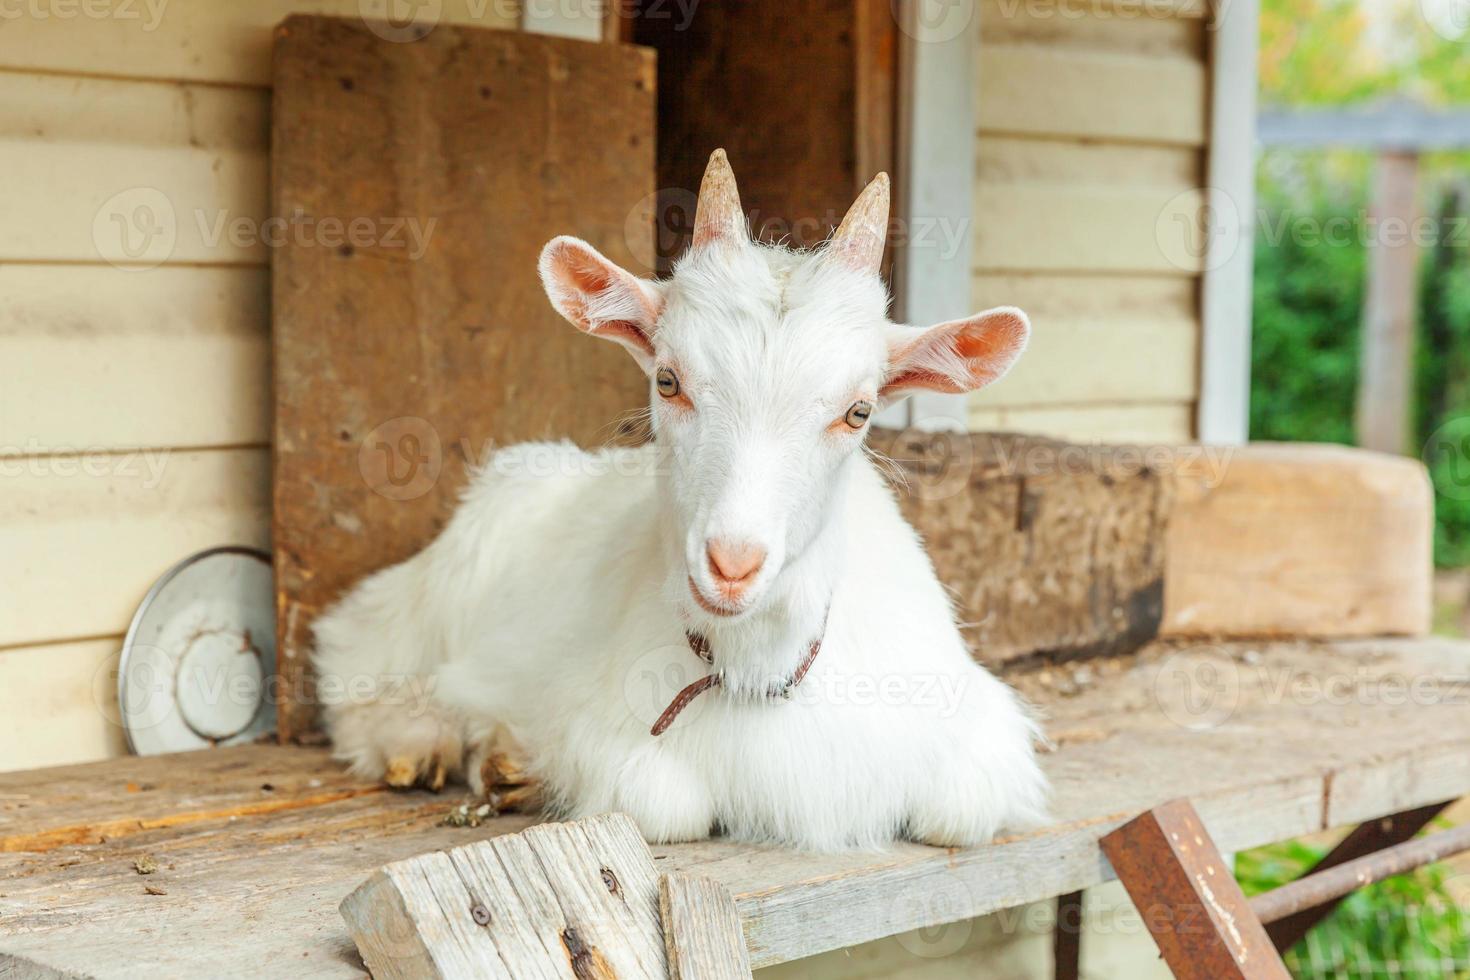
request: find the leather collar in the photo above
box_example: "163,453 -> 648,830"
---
649,613 -> 828,737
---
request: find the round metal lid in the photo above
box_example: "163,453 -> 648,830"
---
118,547 -> 276,755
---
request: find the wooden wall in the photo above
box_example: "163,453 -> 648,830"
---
965,0 -> 1208,442
0,2 -> 520,771
1,0 -> 1214,772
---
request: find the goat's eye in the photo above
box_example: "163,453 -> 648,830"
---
655,367 -> 681,399
844,400 -> 873,429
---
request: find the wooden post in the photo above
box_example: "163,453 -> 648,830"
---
1356,150 -> 1421,455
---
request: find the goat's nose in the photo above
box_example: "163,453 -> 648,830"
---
706,539 -> 766,584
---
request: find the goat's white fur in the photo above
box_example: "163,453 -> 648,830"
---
313,158 -> 1049,850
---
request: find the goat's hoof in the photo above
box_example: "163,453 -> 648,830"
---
479,751 -> 542,813
384,757 -> 418,788
426,759 -> 449,792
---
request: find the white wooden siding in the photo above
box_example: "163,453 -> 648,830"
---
0,2 -> 515,772
970,0 -> 1209,440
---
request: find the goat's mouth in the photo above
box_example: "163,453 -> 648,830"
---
687,576 -> 745,618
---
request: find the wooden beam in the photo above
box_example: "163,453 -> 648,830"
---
893,0 -> 976,429
1101,799 -> 1290,979
660,874 -> 754,979
1258,104 -> 1470,150
1355,150 -> 1421,455
1196,0 -> 1259,444
1163,442 -> 1433,638
1053,890 -> 1083,980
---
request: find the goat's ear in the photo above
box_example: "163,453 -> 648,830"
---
879,306 -> 1030,406
539,236 -> 664,373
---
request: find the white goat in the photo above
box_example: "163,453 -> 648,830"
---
313,150 -> 1049,850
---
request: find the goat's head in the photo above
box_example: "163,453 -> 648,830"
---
539,150 -> 1029,620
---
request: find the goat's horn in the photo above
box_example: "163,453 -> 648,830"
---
692,148 -> 747,248
829,172 -> 890,273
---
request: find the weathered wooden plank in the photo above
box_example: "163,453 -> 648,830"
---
0,0 -> 520,85
869,430 -> 1173,666
981,0 -> 1207,56
271,17 -> 655,741
1,639 -> 1468,975
974,182 -> 1205,273
978,45 -> 1206,145
659,874 -> 752,980
978,135 -> 1201,186
0,265 -> 269,452
340,813 -> 666,978
1163,443 -> 1433,638
0,71 -> 268,148
969,273 -> 1197,409
0,448 -> 270,650
0,75 -> 268,265
0,746 -> 375,851
966,402 -> 1195,443
0,638 -> 127,773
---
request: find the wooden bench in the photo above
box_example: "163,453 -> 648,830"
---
4,637 -> 1468,976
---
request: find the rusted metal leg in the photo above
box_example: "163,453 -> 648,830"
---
1262,799 -> 1452,951
1252,819 -> 1470,928
1101,799 -> 1290,980
1053,890 -> 1082,980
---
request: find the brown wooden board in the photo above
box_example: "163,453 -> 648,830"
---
271,16 -> 655,742
869,429 -> 1173,666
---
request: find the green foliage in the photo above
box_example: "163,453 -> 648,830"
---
1251,151 -> 1470,565
1415,189 -> 1470,567
1236,835 -> 1470,977
1249,157 -> 1367,446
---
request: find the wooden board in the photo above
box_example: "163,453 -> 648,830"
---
977,45 -> 1207,146
3,638 -> 1469,975
271,17 -> 655,742
659,874 -> 752,980
0,0 -> 518,86
0,638 -> 127,773
869,430 -> 1172,665
0,448 -> 270,649
1163,443 -> 1434,638
966,402 -> 1196,443
968,274 -> 1198,409
341,813 -> 667,978
0,74 -> 268,266
0,265 -> 269,452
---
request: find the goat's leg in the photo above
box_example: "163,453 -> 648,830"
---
466,728 -> 544,812
322,693 -> 468,792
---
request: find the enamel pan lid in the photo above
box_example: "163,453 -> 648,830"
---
117,547 -> 276,755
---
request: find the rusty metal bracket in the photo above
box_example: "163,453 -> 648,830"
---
1101,799 -> 1291,979
1101,797 -> 1470,979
